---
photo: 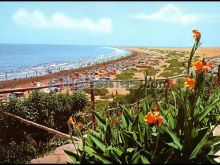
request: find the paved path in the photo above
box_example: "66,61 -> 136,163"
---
30,141 -> 82,164
30,127 -> 220,164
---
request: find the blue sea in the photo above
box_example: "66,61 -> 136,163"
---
0,44 -> 131,81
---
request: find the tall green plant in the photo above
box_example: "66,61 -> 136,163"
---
65,30 -> 220,164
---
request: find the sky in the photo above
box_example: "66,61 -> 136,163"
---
0,1 -> 220,47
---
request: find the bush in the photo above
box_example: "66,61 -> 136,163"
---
0,90 -> 88,163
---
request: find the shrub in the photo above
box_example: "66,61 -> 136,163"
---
0,90 -> 88,163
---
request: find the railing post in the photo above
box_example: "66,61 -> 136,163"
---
137,98 -> 140,111
90,81 -> 96,130
165,79 -> 169,101
217,65 -> 220,84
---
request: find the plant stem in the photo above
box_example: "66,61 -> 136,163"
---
70,128 -> 79,156
151,127 -> 160,163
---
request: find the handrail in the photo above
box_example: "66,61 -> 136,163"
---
0,74 -> 187,94
0,110 -> 80,141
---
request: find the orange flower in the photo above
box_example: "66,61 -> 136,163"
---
67,116 -> 76,126
77,122 -> 83,129
193,60 -> 204,71
145,112 -> 157,124
157,116 -> 163,125
192,29 -> 201,42
202,63 -> 213,73
144,111 -> 163,126
153,103 -> 159,112
184,78 -> 195,89
206,63 -> 213,69
202,65 -> 209,73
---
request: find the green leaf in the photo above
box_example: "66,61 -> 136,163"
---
167,113 -> 176,129
111,151 -> 122,164
132,154 -> 141,164
93,110 -> 106,126
166,142 -> 179,149
141,155 -> 150,164
190,128 -> 211,159
164,127 -> 182,150
85,146 -> 95,155
127,148 -> 135,153
199,97 -> 219,122
131,151 -> 140,163
120,105 -> 133,123
132,113 -> 140,130
89,134 -> 106,152
191,128 -> 198,138
139,111 -> 146,125
93,153 -> 113,164
112,147 -> 123,157
64,150 -> 78,163
121,113 -> 128,128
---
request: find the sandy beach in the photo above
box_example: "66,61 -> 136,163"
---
0,47 -> 220,92
0,48 -> 140,89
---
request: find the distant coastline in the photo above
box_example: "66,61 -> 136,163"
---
0,48 -> 137,89
0,44 -> 131,81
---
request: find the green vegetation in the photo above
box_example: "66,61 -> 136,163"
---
152,49 -> 186,57
65,67 -> 220,164
146,68 -> 158,76
165,59 -> 186,68
65,31 -> 220,164
83,88 -> 109,96
159,67 -> 184,77
99,95 -> 113,100
175,78 -> 186,88
159,58 -> 186,77
0,91 -> 88,163
115,68 -> 137,80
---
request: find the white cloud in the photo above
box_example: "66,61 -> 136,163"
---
132,4 -> 215,25
12,9 -> 112,33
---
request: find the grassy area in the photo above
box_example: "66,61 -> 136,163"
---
99,95 -> 113,99
115,68 -> 137,80
137,68 -> 158,76
95,100 -> 111,114
159,67 -> 184,77
83,88 -> 109,96
151,49 -> 186,57
165,59 -> 186,68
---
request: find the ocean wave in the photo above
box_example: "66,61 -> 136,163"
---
0,46 -> 131,81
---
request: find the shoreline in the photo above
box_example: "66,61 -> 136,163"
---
0,48 -> 139,89
1,46 -> 220,90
